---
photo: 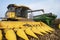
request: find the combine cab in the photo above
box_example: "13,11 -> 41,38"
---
0,4 -> 55,40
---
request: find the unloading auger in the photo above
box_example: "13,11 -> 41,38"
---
0,4 -> 55,40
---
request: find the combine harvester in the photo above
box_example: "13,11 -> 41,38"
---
0,4 -> 56,40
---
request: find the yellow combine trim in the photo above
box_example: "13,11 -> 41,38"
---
0,21 -> 55,40
6,12 -> 16,18
25,27 -> 38,38
17,29 -> 29,40
5,29 -> 17,40
0,30 -> 2,40
36,27 -> 48,34
40,26 -> 52,33
40,22 -> 55,31
31,27 -> 44,35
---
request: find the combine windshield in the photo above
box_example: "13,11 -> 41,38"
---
15,7 -> 29,18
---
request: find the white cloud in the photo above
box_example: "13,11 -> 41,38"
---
27,0 -> 60,18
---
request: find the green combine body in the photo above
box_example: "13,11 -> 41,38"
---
33,13 -> 57,26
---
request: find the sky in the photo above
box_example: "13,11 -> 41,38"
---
0,0 -> 60,18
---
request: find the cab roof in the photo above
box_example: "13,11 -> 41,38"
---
7,4 -> 30,10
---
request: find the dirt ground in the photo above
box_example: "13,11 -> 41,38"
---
37,29 -> 60,40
